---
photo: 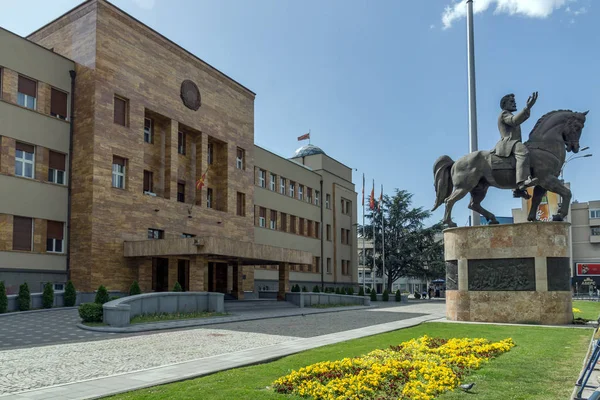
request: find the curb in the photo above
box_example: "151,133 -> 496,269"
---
77,304 -> 375,333
0,306 -> 79,318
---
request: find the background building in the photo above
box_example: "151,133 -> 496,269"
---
0,0 -> 358,297
0,27 -> 74,294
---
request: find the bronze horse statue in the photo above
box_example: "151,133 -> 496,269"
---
432,109 -> 589,227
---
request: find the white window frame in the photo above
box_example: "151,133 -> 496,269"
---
258,169 -> 266,188
269,173 -> 276,191
236,148 -> 244,169
17,92 -> 36,110
259,216 -> 266,228
298,185 -> 303,201
46,237 -> 64,253
280,178 -> 286,194
15,147 -> 35,179
325,194 -> 330,209
144,117 -> 153,144
112,162 -> 126,189
53,283 -> 65,291
48,168 -> 65,185
289,182 -> 295,198
269,218 -> 276,230
592,226 -> 600,236
315,190 -> 320,206
590,209 -> 600,219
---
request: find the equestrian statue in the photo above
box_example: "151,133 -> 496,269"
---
432,91 -> 588,227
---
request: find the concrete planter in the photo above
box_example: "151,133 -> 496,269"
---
103,292 -> 225,327
286,292 -> 370,308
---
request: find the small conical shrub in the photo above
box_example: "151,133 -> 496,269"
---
358,287 -> 365,297
366,287 -> 371,294
0,281 -> 7,313
335,287 -> 340,294
173,282 -> 183,292
42,282 -> 54,309
382,289 -> 389,302
347,287 -> 354,295
395,289 -> 402,302
18,283 -> 30,311
94,285 -> 109,304
313,285 -> 320,293
129,281 -> 141,296
302,286 -> 308,292
370,289 -> 377,301
64,280 -> 76,306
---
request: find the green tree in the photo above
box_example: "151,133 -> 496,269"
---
64,280 -> 77,306
359,189 -> 444,293
312,285 -> 320,293
173,282 -> 183,292
129,281 -> 142,296
94,285 -> 110,304
395,289 -> 402,302
358,287 -> 365,296
370,289 -> 377,301
18,283 -> 30,311
0,281 -> 7,313
382,289 -> 389,302
42,282 -> 54,309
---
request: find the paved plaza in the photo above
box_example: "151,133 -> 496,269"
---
0,302 -> 445,399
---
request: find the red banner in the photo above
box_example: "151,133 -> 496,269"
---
576,263 -> 600,276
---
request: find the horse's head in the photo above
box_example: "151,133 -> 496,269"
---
529,109 -> 589,153
563,110 -> 588,153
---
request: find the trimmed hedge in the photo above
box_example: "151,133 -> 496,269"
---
64,280 -> 77,307
42,282 -> 54,309
129,281 -> 142,296
395,289 -> 402,302
79,303 -> 103,322
382,289 -> 389,302
173,282 -> 183,292
370,289 -> 377,301
312,285 -> 320,293
358,287 -> 365,297
0,281 -> 7,313
18,283 -> 30,311
95,285 -> 110,304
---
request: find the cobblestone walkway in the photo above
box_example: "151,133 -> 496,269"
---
0,328 -> 297,395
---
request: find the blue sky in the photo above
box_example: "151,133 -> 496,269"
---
2,0 -> 598,227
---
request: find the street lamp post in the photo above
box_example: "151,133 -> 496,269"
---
560,147 -> 592,181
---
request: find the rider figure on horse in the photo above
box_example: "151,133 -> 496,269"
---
494,92 -> 539,199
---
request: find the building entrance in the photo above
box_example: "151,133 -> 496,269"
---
152,258 -> 169,292
207,262 -> 228,293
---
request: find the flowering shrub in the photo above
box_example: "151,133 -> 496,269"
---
573,307 -> 582,314
273,335 -> 515,399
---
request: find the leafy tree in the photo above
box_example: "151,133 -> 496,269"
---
18,283 -> 30,311
64,280 -> 77,306
360,189 -> 444,292
42,282 -> 54,309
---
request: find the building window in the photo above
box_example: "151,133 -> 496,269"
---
182,233 -> 196,238
270,210 -> 277,230
13,216 -> 33,251
315,257 -> 321,273
48,151 -> 66,185
341,228 -> 346,245
290,216 -> 297,234
236,148 -> 245,169
207,142 -> 214,165
112,156 -> 126,189
307,188 -> 312,203
177,182 -> 185,203
315,222 -> 320,239
280,177 -> 286,194
327,224 -> 331,241
289,181 -> 295,198
299,218 -> 305,235
298,185 -> 304,201
280,212 -> 287,231
113,96 -> 127,126
237,192 -> 245,216
326,258 -> 332,274
17,76 -> 37,110
50,88 -> 68,120
15,142 -> 35,179
325,194 -> 331,209
259,207 -> 266,227
46,220 -> 64,253
144,117 -> 153,143
307,220 -> 313,237
207,188 -> 213,208
341,199 -> 346,214
592,226 -> 600,236
269,173 -> 276,191
342,199 -> 352,216
591,209 -> 600,219
148,228 -> 164,239
143,170 -> 153,193
315,190 -> 320,206
178,131 -> 186,155
258,169 -> 266,187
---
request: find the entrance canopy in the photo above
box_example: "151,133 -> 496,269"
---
124,236 -> 313,266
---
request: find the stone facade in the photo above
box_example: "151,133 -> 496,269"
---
444,222 -> 572,325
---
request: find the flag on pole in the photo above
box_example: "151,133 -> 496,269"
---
297,132 -> 310,141
362,173 -> 365,206
369,180 -> 375,210
378,184 -> 383,211
196,166 -> 210,190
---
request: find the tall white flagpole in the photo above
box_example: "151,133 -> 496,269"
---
467,0 -> 480,226
381,184 -> 386,292
362,173 -> 366,291
372,179 -> 376,292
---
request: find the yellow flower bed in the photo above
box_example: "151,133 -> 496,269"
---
273,335 -> 515,399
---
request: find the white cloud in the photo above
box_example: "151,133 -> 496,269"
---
430,24 -> 436,29
132,0 -> 156,9
441,0 -> 574,29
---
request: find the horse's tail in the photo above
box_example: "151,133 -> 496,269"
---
432,155 -> 454,211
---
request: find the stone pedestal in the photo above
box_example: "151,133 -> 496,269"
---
444,222 -> 572,325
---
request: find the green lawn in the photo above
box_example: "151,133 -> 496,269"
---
573,300 -> 600,321
130,311 -> 229,324
105,322 -> 592,400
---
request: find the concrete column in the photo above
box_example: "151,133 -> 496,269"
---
535,257 -> 548,292
232,262 -> 244,300
189,256 -> 206,292
159,126 -> 166,197
278,262 -> 290,301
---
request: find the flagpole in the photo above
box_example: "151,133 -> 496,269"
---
381,184 -> 386,292
362,173 -> 366,292
466,0 -> 480,226
372,179 -> 376,292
